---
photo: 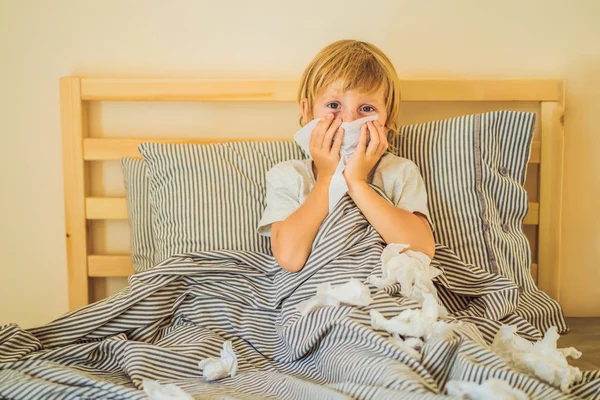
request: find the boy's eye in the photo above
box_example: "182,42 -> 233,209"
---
326,103 -> 376,112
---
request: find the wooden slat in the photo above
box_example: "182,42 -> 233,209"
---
83,137 -> 280,160
83,137 -> 541,162
524,202 -> 539,225
81,79 -> 298,101
399,80 -> 562,102
88,255 -> 134,277
85,196 -> 541,224
78,78 -> 563,102
537,101 -> 565,301
86,197 -> 128,219
89,277 -> 109,303
530,140 -> 541,164
61,77 -> 90,310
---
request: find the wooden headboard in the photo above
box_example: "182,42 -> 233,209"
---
60,78 -> 565,310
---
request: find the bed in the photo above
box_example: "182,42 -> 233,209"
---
2,78 -> 598,399
61,78 -> 563,309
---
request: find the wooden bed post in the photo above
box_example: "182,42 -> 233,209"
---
537,82 -> 565,301
60,77 -> 90,310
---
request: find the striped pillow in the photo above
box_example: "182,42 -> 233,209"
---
139,141 -> 305,262
121,158 -> 156,272
390,111 -> 535,285
391,111 -> 567,333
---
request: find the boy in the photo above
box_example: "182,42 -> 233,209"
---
258,40 -> 434,272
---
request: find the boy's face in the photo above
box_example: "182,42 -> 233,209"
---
301,80 -> 389,134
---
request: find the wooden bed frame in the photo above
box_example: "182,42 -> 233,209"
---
60,77 -> 565,311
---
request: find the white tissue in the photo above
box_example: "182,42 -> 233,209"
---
404,337 -> 425,350
143,380 -> 193,400
296,278 -> 373,316
369,243 -> 445,318
446,378 -> 528,400
491,325 -> 582,392
369,244 -> 440,293
390,334 -> 424,360
370,293 -> 453,342
294,114 -> 379,212
198,340 -> 238,381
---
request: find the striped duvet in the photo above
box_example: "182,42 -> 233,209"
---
1,195 -> 598,399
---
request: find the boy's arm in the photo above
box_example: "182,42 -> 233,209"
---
347,181 -> 435,258
344,120 -> 435,258
270,176 -> 331,272
271,113 -> 344,273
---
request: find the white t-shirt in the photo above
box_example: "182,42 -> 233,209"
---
257,153 -> 433,236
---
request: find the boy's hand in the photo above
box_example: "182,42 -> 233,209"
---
309,113 -> 344,179
344,120 -> 389,186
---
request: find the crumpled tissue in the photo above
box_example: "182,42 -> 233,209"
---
491,325 -> 582,392
446,378 -> 528,400
143,380 -> 193,400
369,243 -> 441,295
369,243 -> 446,318
294,114 -> 379,212
390,334 -> 424,360
370,293 -> 454,342
198,340 -> 238,381
296,278 -> 372,316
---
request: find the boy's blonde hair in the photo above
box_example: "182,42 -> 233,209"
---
297,40 -> 401,136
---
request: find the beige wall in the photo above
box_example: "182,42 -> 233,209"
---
1,0 -> 598,328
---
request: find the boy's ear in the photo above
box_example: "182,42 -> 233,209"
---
382,119 -> 391,135
300,98 -> 309,124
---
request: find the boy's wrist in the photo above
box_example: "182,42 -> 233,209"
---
346,179 -> 369,196
315,175 -> 333,187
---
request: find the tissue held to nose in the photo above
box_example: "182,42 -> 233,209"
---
294,115 -> 379,212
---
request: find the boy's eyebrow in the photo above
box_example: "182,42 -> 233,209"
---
322,94 -> 384,104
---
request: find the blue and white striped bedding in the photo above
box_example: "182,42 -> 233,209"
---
1,194 -> 598,399
392,111 -> 566,335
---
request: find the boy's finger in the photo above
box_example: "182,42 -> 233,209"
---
366,122 -> 380,155
356,124 -> 368,153
377,121 -> 389,154
323,118 -> 342,150
331,127 -> 344,154
310,118 -> 324,148
315,114 -> 334,147
310,119 -> 323,148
